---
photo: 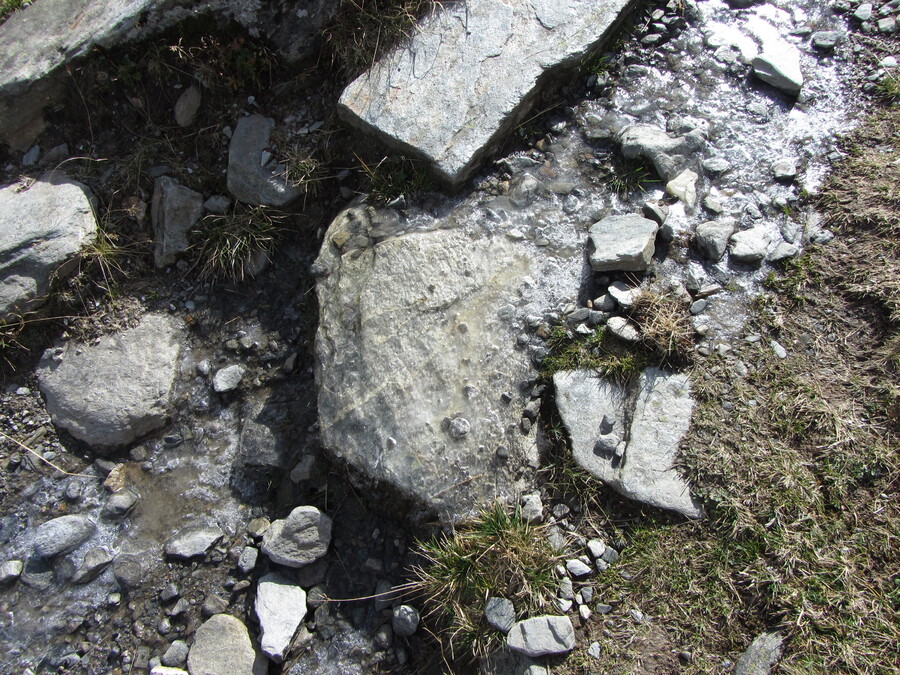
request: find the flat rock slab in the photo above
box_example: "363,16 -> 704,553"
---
553,368 -> 702,518
315,206 -> 542,520
187,614 -> 266,675
338,0 -> 637,187
164,525 -> 224,560
255,573 -> 307,662
0,174 -> 96,319
36,313 -> 182,449
32,514 -> 96,558
506,615 -> 576,657
587,214 -> 658,272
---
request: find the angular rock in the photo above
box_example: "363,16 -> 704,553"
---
752,44 -> 804,96
227,115 -> 302,207
0,174 -> 96,319
72,547 -> 113,584
606,316 -> 640,343
237,546 -> 258,575
617,125 -> 705,181
587,214 -> 658,272
485,597 -> 516,634
151,176 -> 203,268
161,640 -> 189,668
212,364 -> 245,393
553,369 -> 701,518
101,488 -> 139,520
694,218 -> 737,262
255,573 -> 307,662
506,615 -> 576,657
0,560 -> 23,583
811,31 -> 844,51
113,553 -> 144,589
338,0 -> 638,186
666,169 -> 698,209
315,206 -> 544,519
261,506 -> 332,567
735,632 -> 784,675
164,525 -> 224,560
36,314 -> 181,448
771,158 -> 798,181
33,514 -> 96,557
730,228 -> 771,264
187,614 -> 267,675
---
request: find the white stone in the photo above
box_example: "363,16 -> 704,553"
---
752,43 -> 804,96
212,364 -> 245,393
255,573 -> 307,662
507,615 -> 576,657
187,614 -> 266,675
261,505 -> 332,567
587,214 -> 658,272
665,169 -> 698,209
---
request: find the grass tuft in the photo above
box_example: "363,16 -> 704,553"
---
628,289 -> 694,367
191,206 -> 286,282
406,502 -> 561,661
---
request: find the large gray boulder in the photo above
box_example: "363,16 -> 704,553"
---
0,0 -> 339,148
506,615 -> 576,657
587,214 -> 658,272
151,176 -> 203,268
314,206 -> 544,519
0,175 -> 96,319
338,0 -> 638,187
227,115 -> 302,207
36,313 -> 182,449
187,614 -> 267,675
255,573 -> 307,663
553,369 -> 702,518
261,506 -> 332,568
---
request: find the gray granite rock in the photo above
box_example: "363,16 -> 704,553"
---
164,525 -> 224,560
587,214 -> 658,272
36,314 -> 181,449
161,640 -> 189,668
72,547 -> 113,584
694,218 -> 737,262
0,560 -> 23,583
553,369 -> 702,518
730,227 -> 771,264
0,174 -> 96,319
33,515 -> 96,557
315,206 -> 542,520
338,0 -> 637,186
735,632 -> 784,675
187,614 -> 267,675
255,573 -> 307,662
212,364 -> 245,393
617,124 -> 705,181
485,597 -> 516,634
261,506 -> 332,567
392,605 -> 421,638
506,615 -> 576,657
151,176 -> 202,268
227,115 -> 302,207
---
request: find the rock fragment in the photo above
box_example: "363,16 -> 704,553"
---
261,506 -> 332,567
506,615 -> 576,657
151,176 -> 202,268
227,115 -> 302,207
164,525 -> 224,560
392,605 -> 420,638
735,632 -> 784,675
187,614 -> 267,675
587,214 -> 658,272
255,573 -> 307,662
485,597 -> 516,634
36,314 -> 181,449
0,175 -> 97,319
33,515 -> 96,557
694,218 -> 737,262
173,86 -> 201,127
752,44 -> 804,96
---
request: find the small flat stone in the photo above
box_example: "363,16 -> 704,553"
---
566,559 -> 593,578
255,573 -> 307,662
213,365 -> 245,393
33,514 -> 96,557
587,214 -> 658,272
188,614 -> 266,675
507,615 -> 576,657
164,525 -> 224,560
485,597 -> 516,634
261,506 -> 332,567
606,317 -> 640,343
666,169 -> 698,209
735,632 -> 784,675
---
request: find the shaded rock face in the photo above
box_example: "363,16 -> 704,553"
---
227,115 -> 303,207
338,0 -> 638,187
553,368 -> 702,518
0,0 -> 339,148
0,175 -> 97,319
36,313 -> 182,449
315,206 -> 542,520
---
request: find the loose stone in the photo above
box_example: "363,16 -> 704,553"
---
506,615 -> 576,657
164,525 -> 224,560
261,505 -> 332,567
187,614 -> 266,675
33,515 -> 96,557
485,597 -> 516,634
392,605 -> 420,638
255,573 -> 307,662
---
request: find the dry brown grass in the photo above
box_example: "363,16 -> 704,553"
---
628,288 -> 694,367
